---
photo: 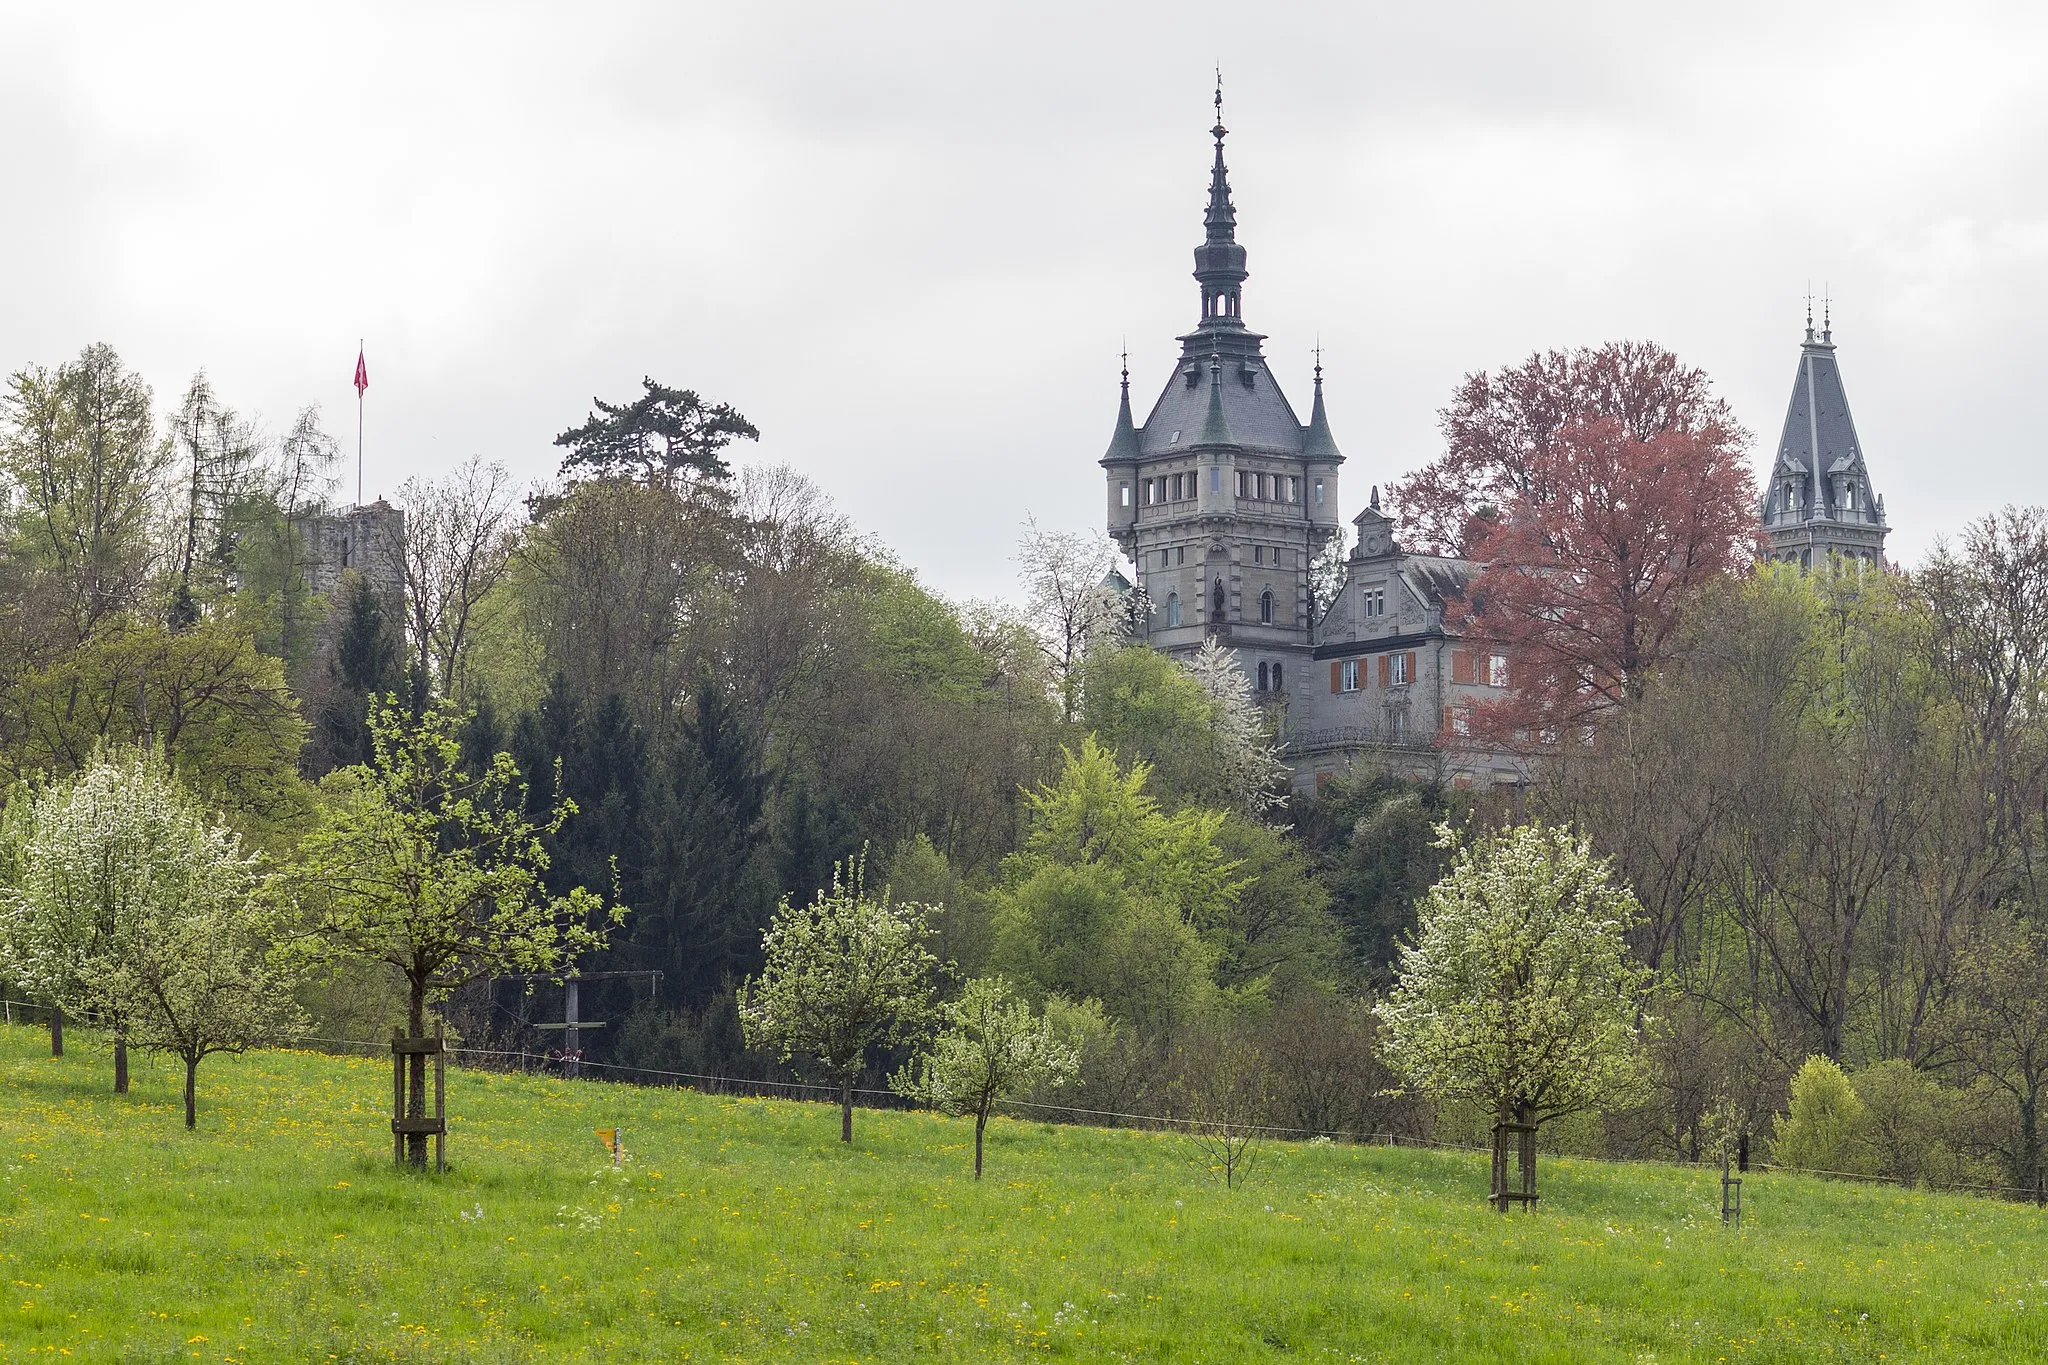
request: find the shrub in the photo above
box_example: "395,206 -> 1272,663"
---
1771,1056 -> 1874,1175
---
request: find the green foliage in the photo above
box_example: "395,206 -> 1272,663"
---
1772,1056 -> 1875,1175
2,617 -> 311,847
290,698 -> 623,1034
737,854 -> 939,1141
1376,822 -> 1654,1129
1209,817 -> 1340,996
884,834 -> 992,977
993,862 -> 1217,1037
891,975 -> 1078,1177
0,343 -> 165,644
553,377 -> 757,485
1013,736 -> 1241,927
1079,643 -> 1285,816
1854,1059 -> 1974,1187
861,562 -> 988,703
1297,772 -> 1467,983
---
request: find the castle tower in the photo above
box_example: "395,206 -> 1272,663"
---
1101,89 -> 1346,697
1760,308 -> 1889,568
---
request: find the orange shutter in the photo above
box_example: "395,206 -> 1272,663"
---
1330,661 -> 1342,693
1406,650 -> 1419,683
1443,705 -> 1454,732
1377,655 -> 1389,687
1451,650 -> 1473,685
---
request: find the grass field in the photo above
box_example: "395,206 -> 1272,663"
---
4,1025 -> 2048,1362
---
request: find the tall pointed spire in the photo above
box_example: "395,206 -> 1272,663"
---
1192,73 -> 1248,329
1303,346 -> 1341,460
1101,348 -> 1140,463
1762,310 -> 1889,568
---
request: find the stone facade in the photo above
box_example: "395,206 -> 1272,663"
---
1098,97 -> 1345,708
1100,100 -> 1520,794
302,499 -> 406,604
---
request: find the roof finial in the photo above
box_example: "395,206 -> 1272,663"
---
1214,67 -> 1224,131
1804,283 -> 1815,343
1313,337 -> 1323,386
1370,484 -> 1381,510
1822,285 -> 1832,344
1120,340 -> 1130,392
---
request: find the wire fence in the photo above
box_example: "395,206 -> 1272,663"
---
8,1001 -> 2048,1205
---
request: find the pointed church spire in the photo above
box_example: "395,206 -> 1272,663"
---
1195,353 -> 1235,446
1101,349 -> 1140,463
1192,74 -> 1248,330
1302,349 -> 1342,460
1763,310 -> 1889,567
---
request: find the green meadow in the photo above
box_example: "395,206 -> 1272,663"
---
4,1025 -> 2046,1362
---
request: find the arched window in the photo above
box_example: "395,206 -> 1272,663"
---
1166,593 -> 1181,627
1272,663 -> 1283,691
1259,589 -> 1273,624
1257,662 -> 1270,691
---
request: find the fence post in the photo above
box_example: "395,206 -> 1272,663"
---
50,1006 -> 62,1057
433,1023 -> 446,1175
391,1026 -> 405,1168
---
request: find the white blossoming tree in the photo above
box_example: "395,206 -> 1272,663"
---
1181,637 -> 1289,817
891,976 -> 1078,1178
0,749 -> 304,1125
739,855 -> 938,1144
1375,821 -> 1654,1206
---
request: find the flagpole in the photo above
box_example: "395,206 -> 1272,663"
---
356,337 -> 364,509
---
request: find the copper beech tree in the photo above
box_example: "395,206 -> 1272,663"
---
1391,342 -> 1759,736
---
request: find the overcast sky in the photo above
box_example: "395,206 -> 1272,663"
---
5,2 -> 2044,599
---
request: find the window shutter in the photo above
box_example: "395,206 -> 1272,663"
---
1451,650 -> 1473,685
1330,661 -> 1342,693
1377,655 -> 1389,688
1443,705 -> 1454,732
1406,650 -> 1419,683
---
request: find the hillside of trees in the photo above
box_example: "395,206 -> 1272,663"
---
7,341 -> 2048,1199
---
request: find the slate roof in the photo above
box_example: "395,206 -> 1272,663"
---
1766,326 -> 1885,526
1141,357 -> 1303,455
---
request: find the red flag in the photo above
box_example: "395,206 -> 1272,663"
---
353,346 -> 368,396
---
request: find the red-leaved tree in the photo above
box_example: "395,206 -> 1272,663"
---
1392,343 -> 1759,736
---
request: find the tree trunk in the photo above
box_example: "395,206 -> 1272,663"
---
184,1057 -> 198,1130
2020,1081 -> 2039,1195
1515,1099 -> 1538,1210
1491,1098 -> 1511,1211
114,1035 -> 128,1094
49,1006 -> 62,1057
406,980 -> 428,1169
974,1106 -> 989,1180
840,1080 -> 854,1144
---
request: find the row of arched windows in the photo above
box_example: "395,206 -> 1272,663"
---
1160,586 -> 1281,627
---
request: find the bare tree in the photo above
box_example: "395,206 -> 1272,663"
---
1169,1023 -> 1273,1189
165,371 -> 263,623
398,457 -> 519,699
1016,518 -> 1125,720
